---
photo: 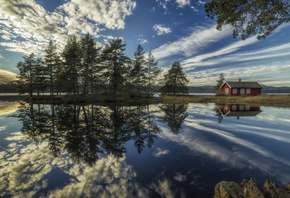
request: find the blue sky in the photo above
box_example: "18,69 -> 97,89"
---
1,0 -> 290,86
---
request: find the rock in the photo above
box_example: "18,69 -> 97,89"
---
264,179 -> 290,198
214,181 -> 242,198
240,178 -> 265,198
214,178 -> 290,198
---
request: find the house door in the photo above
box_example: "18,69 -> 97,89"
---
225,88 -> 229,95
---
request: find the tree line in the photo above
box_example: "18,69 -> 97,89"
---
16,33 -> 189,99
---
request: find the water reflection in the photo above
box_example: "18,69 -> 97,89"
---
159,103 -> 188,134
215,104 -> 262,122
2,102 -> 290,197
12,103 -> 161,165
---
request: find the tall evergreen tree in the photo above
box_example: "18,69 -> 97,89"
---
214,73 -> 225,95
44,40 -> 61,96
146,51 -> 160,97
101,39 -> 130,95
33,60 -> 47,96
62,36 -> 82,96
16,53 -> 44,96
160,61 -> 189,95
130,45 -> 147,95
80,33 -> 100,96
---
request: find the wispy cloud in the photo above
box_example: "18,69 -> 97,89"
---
153,24 -> 172,35
152,24 -> 232,61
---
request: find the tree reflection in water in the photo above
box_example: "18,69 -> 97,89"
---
159,103 -> 188,135
12,103 -> 162,166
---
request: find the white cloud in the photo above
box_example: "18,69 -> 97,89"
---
153,148 -> 170,157
0,0 -> 136,55
191,6 -> 199,12
173,173 -> 187,182
176,0 -> 190,8
59,0 -> 136,30
152,25 -> 232,61
138,38 -> 149,44
150,179 -> 175,198
0,69 -> 17,82
153,24 -> 172,35
197,0 -> 206,5
155,0 -> 171,12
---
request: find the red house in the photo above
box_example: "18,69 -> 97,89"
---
219,104 -> 262,119
220,79 -> 263,96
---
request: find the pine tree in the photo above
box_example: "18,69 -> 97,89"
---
130,45 -> 147,95
16,53 -> 44,96
62,36 -> 82,96
214,73 -> 225,95
160,61 -> 189,95
80,33 -> 100,96
44,40 -> 61,96
146,51 -> 160,97
101,39 -> 130,95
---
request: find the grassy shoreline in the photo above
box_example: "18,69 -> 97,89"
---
161,95 -> 290,107
2,94 -> 290,107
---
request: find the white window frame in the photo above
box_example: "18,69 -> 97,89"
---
246,88 -> 251,94
240,88 -> 245,94
232,105 -> 237,111
233,88 -> 237,94
239,105 -> 244,111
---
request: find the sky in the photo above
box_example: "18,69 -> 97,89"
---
0,0 -> 290,87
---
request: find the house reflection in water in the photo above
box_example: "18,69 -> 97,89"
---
220,104 -> 262,119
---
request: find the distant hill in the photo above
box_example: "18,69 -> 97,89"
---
188,86 -> 215,93
187,85 -> 290,93
261,85 -> 290,93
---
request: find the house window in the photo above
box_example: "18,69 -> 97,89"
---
232,105 -> 237,111
245,105 -> 250,111
240,88 -> 245,94
224,105 -> 228,110
233,88 -> 237,94
239,105 -> 244,111
246,88 -> 251,94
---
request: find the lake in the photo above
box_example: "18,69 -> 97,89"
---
0,102 -> 290,197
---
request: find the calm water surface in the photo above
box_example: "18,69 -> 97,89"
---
0,102 -> 290,198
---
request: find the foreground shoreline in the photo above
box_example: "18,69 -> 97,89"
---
0,94 -> 290,107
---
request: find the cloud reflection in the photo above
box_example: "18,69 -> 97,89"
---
0,132 -> 150,198
157,104 -> 290,185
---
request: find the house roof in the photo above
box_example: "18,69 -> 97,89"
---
222,81 -> 263,89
